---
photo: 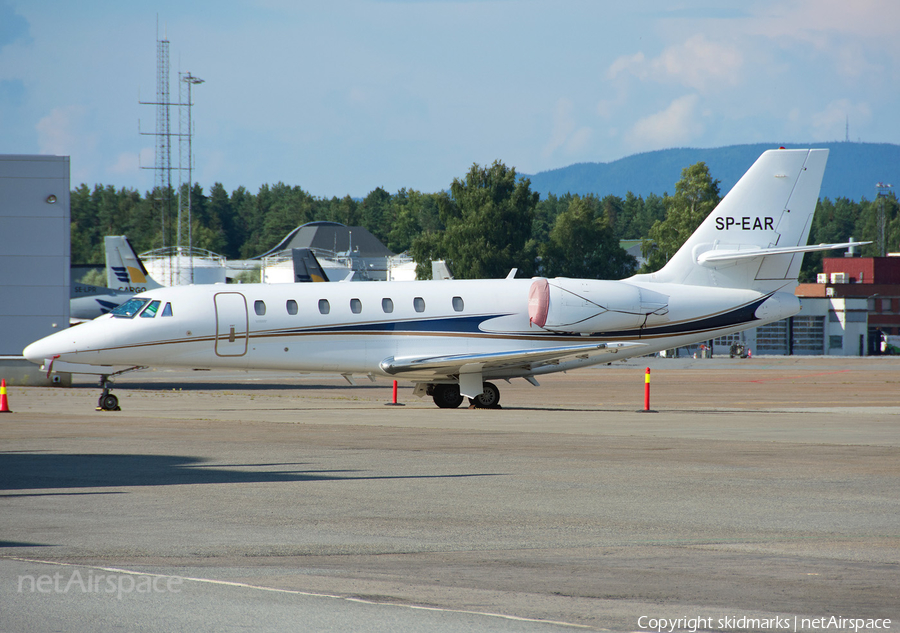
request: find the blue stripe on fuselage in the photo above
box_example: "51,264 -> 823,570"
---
284,313 -> 511,335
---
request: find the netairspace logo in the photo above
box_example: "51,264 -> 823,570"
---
638,615 -> 893,633
18,570 -> 183,601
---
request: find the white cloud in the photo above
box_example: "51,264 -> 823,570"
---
35,105 -> 101,184
109,152 -> 138,176
654,35 -> 742,92
542,98 -> 593,161
35,105 -> 89,155
607,35 -> 742,93
809,99 -> 872,141
607,52 -> 646,81
627,94 -> 703,151
737,1 -> 900,81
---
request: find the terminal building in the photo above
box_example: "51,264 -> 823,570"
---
796,256 -> 900,355
0,155 -> 71,384
710,255 -> 900,357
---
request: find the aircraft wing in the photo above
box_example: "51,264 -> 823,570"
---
379,341 -> 644,377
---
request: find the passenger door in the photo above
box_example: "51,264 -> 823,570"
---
214,292 -> 248,357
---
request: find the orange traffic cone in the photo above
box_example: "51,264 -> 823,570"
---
0,379 -> 11,413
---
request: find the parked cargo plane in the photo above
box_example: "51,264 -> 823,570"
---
26,149 -> 860,410
69,237 -> 164,322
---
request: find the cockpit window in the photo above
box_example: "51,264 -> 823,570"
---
111,297 -> 149,318
161,303 -> 173,317
140,300 -> 161,318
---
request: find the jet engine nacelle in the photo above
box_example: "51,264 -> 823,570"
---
528,278 -> 669,333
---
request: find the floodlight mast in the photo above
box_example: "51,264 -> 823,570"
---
178,72 -> 204,283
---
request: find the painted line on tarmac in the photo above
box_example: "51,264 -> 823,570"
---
5,556 -> 593,630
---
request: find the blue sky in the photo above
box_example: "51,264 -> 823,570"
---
2,1 -> 898,198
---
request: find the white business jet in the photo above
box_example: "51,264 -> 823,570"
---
25,149 -> 859,410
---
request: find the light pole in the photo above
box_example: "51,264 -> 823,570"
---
181,72 -> 204,282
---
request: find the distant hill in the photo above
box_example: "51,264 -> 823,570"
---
523,142 -> 900,202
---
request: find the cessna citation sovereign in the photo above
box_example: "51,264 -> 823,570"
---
25,149 -> 859,410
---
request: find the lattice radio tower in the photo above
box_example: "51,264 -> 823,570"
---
140,23 -> 204,283
140,24 -> 173,250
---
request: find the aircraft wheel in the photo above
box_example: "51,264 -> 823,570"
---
432,384 -> 463,409
99,394 -> 119,411
468,382 -> 501,409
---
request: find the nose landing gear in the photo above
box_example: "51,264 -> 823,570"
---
97,376 -> 120,411
91,367 -> 144,411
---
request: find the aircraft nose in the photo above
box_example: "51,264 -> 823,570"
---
23,331 -> 72,365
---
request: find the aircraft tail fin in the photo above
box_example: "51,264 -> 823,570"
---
292,248 -> 330,283
638,148 -> 844,293
104,236 -> 163,292
431,260 -> 454,280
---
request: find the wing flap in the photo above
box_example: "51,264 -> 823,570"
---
379,341 -> 644,377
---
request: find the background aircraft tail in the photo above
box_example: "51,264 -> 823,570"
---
638,148 -> 830,294
291,248 -> 330,282
105,236 -> 163,292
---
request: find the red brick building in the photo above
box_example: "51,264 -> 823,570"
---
796,256 -> 900,351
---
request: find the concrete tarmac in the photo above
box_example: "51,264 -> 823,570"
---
1,357 -> 898,631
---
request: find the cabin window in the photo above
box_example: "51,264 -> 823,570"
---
286,299 -> 298,315
161,303 -> 173,317
382,298 -> 393,313
254,300 -> 266,316
452,296 -> 464,312
111,297 -> 149,318
413,297 -> 426,313
350,298 -> 362,314
140,300 -> 161,318
318,299 -> 330,315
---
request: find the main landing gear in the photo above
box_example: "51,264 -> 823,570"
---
430,382 -> 501,409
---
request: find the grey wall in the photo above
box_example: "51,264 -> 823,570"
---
0,155 -> 70,357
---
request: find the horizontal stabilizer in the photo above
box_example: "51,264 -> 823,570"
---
698,241 -> 872,265
380,341 -> 645,377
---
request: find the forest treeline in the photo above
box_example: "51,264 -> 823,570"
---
71,160 -> 899,282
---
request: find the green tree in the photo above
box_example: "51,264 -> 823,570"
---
70,184 -> 97,263
802,197 -> 861,281
641,162 -> 721,272
600,194 -> 623,238
208,183 -> 238,258
359,187 -> 392,242
539,195 -> 636,279
259,183 -> 314,251
232,186 -> 262,259
410,161 -> 538,279
322,195 -> 359,226
532,193 -> 570,246
385,188 -> 421,253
